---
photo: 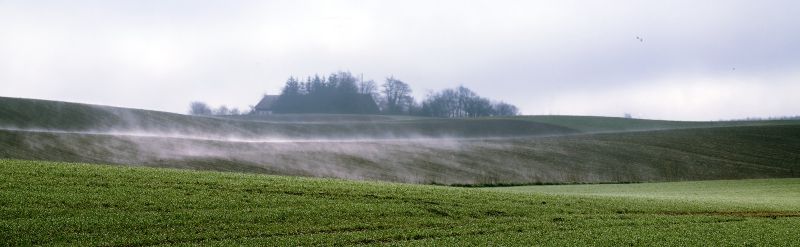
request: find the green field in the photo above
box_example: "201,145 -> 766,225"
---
2,159 -> 799,246
0,96 -> 580,138
488,179 -> 800,211
2,97 -> 799,245
2,123 -> 798,185
2,96 -> 794,138
2,96 -> 799,185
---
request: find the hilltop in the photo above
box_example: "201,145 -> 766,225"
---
0,96 -> 575,139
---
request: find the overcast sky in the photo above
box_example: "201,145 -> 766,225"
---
1,0 -> 799,120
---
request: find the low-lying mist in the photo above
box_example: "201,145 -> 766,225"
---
2,97 -> 798,185
2,124 -> 798,185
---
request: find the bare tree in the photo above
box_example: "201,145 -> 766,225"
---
382,77 -> 413,114
358,80 -> 378,95
189,102 -> 212,115
334,71 -> 359,95
215,105 -> 230,115
493,102 -> 519,116
420,86 -> 518,117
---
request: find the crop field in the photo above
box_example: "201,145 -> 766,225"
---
2,97 -> 798,245
2,97 -> 799,185
3,2 -> 797,245
0,96 -> 581,138
2,159 -> 799,246
2,123 -> 798,185
2,96 -> 795,139
488,179 -> 800,211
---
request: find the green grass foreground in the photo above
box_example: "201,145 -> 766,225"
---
2,159 -> 799,246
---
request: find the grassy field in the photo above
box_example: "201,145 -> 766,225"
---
2,124 -> 798,185
4,96 -> 796,138
509,115 -> 796,133
3,97 -> 797,246
0,96 -> 581,138
2,96 -> 799,185
487,179 -> 800,211
2,159 -> 799,246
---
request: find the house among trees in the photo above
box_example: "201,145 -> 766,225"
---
271,93 -> 380,114
266,72 -> 381,114
241,71 -> 517,117
191,71 -> 518,117
254,95 -> 279,115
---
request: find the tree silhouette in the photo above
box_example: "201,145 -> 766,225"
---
382,77 -> 413,114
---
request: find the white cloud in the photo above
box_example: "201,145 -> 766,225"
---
0,0 -> 798,119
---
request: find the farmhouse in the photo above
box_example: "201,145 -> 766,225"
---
254,93 -> 379,114
253,95 -> 279,115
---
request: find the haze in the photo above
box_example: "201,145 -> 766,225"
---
1,0 -> 798,120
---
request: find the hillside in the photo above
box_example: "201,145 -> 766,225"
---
1,96 -> 798,184
0,96 -> 578,139
489,178 -> 800,210
509,115 -> 786,133
2,121 -> 799,184
2,159 -> 799,246
3,96 -> 792,137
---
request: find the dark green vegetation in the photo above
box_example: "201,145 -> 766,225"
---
266,72 -> 518,117
2,96 -> 799,184
271,73 -> 381,114
2,159 -> 799,246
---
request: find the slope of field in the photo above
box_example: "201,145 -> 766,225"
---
508,115 -> 786,133
7,96 -> 794,138
2,124 -> 798,184
2,159 -> 799,246
0,96 -> 579,138
488,179 -> 800,211
2,96 -> 798,184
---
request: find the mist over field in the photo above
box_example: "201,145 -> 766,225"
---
1,97 -> 798,185
2,1 -> 800,245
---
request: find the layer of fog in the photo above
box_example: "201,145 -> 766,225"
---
0,127 -> 551,144
4,125 -> 795,185
2,96 -> 797,184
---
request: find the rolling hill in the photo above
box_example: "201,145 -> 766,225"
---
1,96 -> 798,184
0,96 -> 578,139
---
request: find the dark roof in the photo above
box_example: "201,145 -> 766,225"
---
254,95 -> 279,110
354,94 -> 380,113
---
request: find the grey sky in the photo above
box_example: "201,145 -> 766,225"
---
1,0 -> 798,120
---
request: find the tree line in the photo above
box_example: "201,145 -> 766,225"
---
189,102 -> 243,116
189,71 -> 518,117
271,71 -> 518,117
419,86 -> 518,117
272,71 -> 380,114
